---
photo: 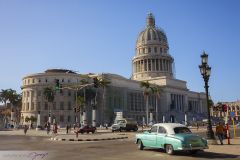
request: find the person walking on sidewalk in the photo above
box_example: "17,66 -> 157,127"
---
24,125 -> 29,135
46,122 -> 51,135
52,123 -> 58,136
74,125 -> 80,138
66,123 -> 69,134
216,122 -> 225,145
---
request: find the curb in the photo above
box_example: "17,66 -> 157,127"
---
50,136 -> 128,141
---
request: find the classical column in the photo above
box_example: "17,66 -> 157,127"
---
83,110 -> 87,126
139,61 -> 141,72
149,111 -> 153,124
147,59 -> 149,71
154,59 -> 157,71
92,107 -> 96,127
151,59 -> 153,71
36,111 -> 41,131
160,59 -> 162,71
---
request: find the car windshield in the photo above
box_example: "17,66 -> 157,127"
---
174,127 -> 191,134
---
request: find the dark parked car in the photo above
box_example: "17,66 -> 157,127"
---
78,125 -> 96,134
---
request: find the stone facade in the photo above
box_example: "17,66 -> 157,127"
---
21,13 -> 208,127
21,69 -> 88,127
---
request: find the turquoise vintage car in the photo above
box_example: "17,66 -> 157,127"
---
136,123 -> 208,154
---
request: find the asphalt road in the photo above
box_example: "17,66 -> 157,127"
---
0,132 -> 239,160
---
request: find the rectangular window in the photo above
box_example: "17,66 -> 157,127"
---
60,115 -> 64,122
68,91 -> 71,96
53,102 -> 56,110
37,102 -> 41,111
45,102 -> 48,110
148,47 -> 151,53
37,91 -> 41,97
148,59 -> 151,71
44,116 -> 48,122
27,103 -> 29,110
60,102 -> 64,110
68,102 -> 72,110
154,47 -> 157,53
67,116 -> 71,122
31,102 -> 34,110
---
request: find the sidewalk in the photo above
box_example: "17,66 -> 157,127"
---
0,128 -> 128,141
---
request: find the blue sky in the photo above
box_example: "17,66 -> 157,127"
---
0,0 -> 239,103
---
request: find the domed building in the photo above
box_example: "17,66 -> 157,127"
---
21,13 -> 208,127
132,13 -> 174,80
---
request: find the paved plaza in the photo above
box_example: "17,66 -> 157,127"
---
0,127 -> 240,160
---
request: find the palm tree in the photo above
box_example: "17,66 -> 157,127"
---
0,89 -> 22,125
140,81 -> 152,125
43,87 -> 55,123
0,89 -> 8,107
151,85 -> 161,123
92,75 -> 111,125
99,76 -> 111,124
0,89 -> 15,107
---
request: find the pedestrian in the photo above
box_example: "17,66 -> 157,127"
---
66,124 -> 69,134
105,123 -> 108,130
24,125 -> 28,135
74,125 -> 80,138
52,123 -> 58,136
216,122 -> 225,145
196,123 -> 199,131
46,122 -> 51,135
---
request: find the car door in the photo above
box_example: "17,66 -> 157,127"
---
143,126 -> 158,147
156,126 -> 167,149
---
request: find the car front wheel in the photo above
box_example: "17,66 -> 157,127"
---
165,144 -> 174,155
137,140 -> 144,150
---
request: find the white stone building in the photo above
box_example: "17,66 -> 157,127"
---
21,13 -> 207,127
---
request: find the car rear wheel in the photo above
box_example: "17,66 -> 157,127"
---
165,144 -> 174,155
137,140 -> 144,150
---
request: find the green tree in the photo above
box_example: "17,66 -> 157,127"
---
151,85 -> 161,123
0,89 -> 17,107
29,116 -> 37,123
0,89 -> 22,123
98,76 -> 111,124
25,116 -> 30,123
140,81 -> 152,125
91,75 -> 111,124
43,87 -> 55,123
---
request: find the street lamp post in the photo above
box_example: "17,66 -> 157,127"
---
199,52 -> 216,140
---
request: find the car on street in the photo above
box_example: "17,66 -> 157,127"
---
111,118 -> 138,132
135,123 -> 208,155
78,125 -> 96,134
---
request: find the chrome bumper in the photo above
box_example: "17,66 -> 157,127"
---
178,146 -> 209,150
